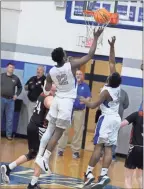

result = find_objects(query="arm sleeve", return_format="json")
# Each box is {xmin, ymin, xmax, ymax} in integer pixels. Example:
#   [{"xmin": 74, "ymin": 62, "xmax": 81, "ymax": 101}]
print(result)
[
  {"xmin": 16, "ymin": 78, "xmax": 23, "ymax": 96},
  {"xmin": 125, "ymin": 112, "xmax": 138, "ymax": 125}
]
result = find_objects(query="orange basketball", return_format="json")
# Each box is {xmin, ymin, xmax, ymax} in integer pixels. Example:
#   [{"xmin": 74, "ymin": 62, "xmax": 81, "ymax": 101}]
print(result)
[
  {"xmin": 44, "ymin": 96, "xmax": 54, "ymax": 109},
  {"xmin": 94, "ymin": 8, "xmax": 111, "ymax": 24}
]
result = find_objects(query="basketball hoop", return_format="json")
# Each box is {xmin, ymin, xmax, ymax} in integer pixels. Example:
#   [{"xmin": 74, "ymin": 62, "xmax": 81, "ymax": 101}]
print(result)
[{"xmin": 77, "ymin": 9, "xmax": 119, "ymax": 49}]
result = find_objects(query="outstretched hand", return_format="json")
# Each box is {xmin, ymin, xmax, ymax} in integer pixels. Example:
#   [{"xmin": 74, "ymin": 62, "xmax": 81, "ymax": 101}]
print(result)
[
  {"xmin": 93, "ymin": 27, "xmax": 104, "ymax": 38},
  {"xmin": 79, "ymin": 96, "xmax": 88, "ymax": 104},
  {"xmin": 108, "ymin": 36, "xmax": 116, "ymax": 47}
]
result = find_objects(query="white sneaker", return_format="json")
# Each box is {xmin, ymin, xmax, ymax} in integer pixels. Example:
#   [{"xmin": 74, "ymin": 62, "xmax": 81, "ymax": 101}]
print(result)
[
  {"xmin": 35, "ymin": 156, "xmax": 51, "ymax": 175},
  {"xmin": 84, "ymin": 171, "xmax": 95, "ymax": 186},
  {"xmin": 1, "ymin": 165, "xmax": 10, "ymax": 184},
  {"xmin": 91, "ymin": 175, "xmax": 110, "ymax": 189}
]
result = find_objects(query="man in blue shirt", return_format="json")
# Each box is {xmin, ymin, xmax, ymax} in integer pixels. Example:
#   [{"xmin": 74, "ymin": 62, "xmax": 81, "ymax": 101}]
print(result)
[{"xmin": 58, "ymin": 70, "xmax": 91, "ymax": 158}]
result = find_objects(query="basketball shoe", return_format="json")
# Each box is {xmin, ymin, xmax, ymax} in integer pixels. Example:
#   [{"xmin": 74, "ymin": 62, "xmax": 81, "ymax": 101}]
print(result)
[
  {"xmin": 1, "ymin": 165, "xmax": 11, "ymax": 184},
  {"xmin": 84, "ymin": 171, "xmax": 95, "ymax": 186},
  {"xmin": 91, "ymin": 175, "xmax": 110, "ymax": 189},
  {"xmin": 27, "ymin": 183, "xmax": 41, "ymax": 189}
]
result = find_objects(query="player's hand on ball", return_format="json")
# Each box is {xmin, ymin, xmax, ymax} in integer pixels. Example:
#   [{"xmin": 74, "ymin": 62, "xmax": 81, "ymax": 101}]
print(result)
[
  {"xmin": 108, "ymin": 36, "xmax": 116, "ymax": 47},
  {"xmin": 94, "ymin": 27, "xmax": 104, "ymax": 38},
  {"xmin": 79, "ymin": 96, "xmax": 87, "ymax": 104}
]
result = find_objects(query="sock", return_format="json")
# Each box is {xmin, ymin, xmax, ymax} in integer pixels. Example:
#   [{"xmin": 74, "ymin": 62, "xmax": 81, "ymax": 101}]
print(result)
[
  {"xmin": 31, "ymin": 176, "xmax": 38, "ymax": 186},
  {"xmin": 43, "ymin": 150, "xmax": 51, "ymax": 161},
  {"xmin": 9, "ymin": 161, "xmax": 17, "ymax": 170},
  {"xmin": 86, "ymin": 165, "xmax": 94, "ymax": 175},
  {"xmin": 100, "ymin": 168, "xmax": 108, "ymax": 176}
]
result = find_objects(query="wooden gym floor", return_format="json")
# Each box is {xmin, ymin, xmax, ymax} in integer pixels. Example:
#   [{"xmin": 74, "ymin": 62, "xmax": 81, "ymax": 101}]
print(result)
[{"xmin": 1, "ymin": 137, "xmax": 139, "ymax": 189}]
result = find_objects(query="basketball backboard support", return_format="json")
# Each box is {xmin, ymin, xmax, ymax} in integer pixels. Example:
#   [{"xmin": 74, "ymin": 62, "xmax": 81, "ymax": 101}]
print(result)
[{"xmin": 65, "ymin": 1, "xmax": 143, "ymax": 31}]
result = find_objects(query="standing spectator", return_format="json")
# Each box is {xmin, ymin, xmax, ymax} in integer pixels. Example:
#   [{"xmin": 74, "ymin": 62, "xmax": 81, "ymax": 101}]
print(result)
[
  {"xmin": 25, "ymin": 66, "xmax": 46, "ymax": 121},
  {"xmin": 1, "ymin": 63, "xmax": 22, "ymax": 140},
  {"xmin": 57, "ymin": 70, "xmax": 91, "ymax": 159},
  {"xmin": 112, "ymin": 89, "xmax": 129, "ymax": 161}
]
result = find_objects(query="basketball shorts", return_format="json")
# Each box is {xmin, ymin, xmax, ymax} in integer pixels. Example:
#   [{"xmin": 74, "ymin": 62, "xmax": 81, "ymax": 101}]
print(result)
[
  {"xmin": 27, "ymin": 121, "xmax": 46, "ymax": 152},
  {"xmin": 46, "ymin": 96, "xmax": 74, "ymax": 129},
  {"xmin": 125, "ymin": 145, "xmax": 143, "ymax": 170},
  {"xmin": 93, "ymin": 114, "xmax": 121, "ymax": 146}
]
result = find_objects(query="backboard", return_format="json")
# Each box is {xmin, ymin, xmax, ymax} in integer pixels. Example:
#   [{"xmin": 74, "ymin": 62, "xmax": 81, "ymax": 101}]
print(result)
[{"xmin": 65, "ymin": 1, "xmax": 143, "ymax": 31}]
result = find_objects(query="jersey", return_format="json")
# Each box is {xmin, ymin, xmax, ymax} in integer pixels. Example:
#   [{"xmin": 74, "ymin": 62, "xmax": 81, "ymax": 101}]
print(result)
[
  {"xmin": 49, "ymin": 62, "xmax": 77, "ymax": 99},
  {"xmin": 100, "ymin": 85, "xmax": 120, "ymax": 115},
  {"xmin": 125, "ymin": 112, "xmax": 143, "ymax": 146},
  {"xmin": 30, "ymin": 94, "xmax": 49, "ymax": 128}
]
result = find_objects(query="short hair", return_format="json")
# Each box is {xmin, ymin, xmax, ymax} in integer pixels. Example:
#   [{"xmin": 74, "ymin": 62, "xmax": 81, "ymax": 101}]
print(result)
[
  {"xmin": 51, "ymin": 47, "xmax": 64, "ymax": 64},
  {"xmin": 7, "ymin": 62, "xmax": 15, "ymax": 67},
  {"xmin": 108, "ymin": 72, "xmax": 121, "ymax": 88}
]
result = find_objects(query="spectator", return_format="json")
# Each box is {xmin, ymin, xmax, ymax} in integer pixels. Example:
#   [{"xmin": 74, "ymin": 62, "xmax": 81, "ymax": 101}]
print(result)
[
  {"xmin": 58, "ymin": 70, "xmax": 91, "ymax": 159},
  {"xmin": 1, "ymin": 62, "xmax": 22, "ymax": 140},
  {"xmin": 25, "ymin": 66, "xmax": 46, "ymax": 121}
]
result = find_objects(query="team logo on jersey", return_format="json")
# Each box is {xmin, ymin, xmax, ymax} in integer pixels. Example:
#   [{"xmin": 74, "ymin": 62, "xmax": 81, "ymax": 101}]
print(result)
[
  {"xmin": 12, "ymin": 79, "xmax": 16, "ymax": 83},
  {"xmin": 81, "ymin": 87, "xmax": 84, "ymax": 90}
]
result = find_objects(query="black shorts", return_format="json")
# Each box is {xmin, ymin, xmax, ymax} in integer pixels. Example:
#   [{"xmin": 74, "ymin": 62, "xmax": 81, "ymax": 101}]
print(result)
[
  {"xmin": 125, "ymin": 144, "xmax": 143, "ymax": 170},
  {"xmin": 27, "ymin": 121, "xmax": 46, "ymax": 152}
]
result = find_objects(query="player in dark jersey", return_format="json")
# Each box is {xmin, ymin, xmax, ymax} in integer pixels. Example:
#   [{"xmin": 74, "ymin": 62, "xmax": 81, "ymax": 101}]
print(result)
[
  {"xmin": 1, "ymin": 84, "xmax": 56, "ymax": 189},
  {"xmin": 120, "ymin": 109, "xmax": 143, "ymax": 189}
]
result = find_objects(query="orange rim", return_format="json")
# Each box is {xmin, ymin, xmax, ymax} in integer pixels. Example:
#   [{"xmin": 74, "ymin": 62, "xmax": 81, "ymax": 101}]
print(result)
[{"xmin": 83, "ymin": 10, "xmax": 94, "ymax": 16}]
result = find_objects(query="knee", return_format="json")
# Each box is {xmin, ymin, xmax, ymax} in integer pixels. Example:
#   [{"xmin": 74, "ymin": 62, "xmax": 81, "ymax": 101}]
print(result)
[{"xmin": 25, "ymin": 149, "xmax": 38, "ymax": 160}]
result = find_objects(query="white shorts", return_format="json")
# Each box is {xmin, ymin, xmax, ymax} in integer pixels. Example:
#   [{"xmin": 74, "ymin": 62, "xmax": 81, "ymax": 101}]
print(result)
[
  {"xmin": 94, "ymin": 114, "xmax": 121, "ymax": 146},
  {"xmin": 46, "ymin": 96, "xmax": 74, "ymax": 129}
]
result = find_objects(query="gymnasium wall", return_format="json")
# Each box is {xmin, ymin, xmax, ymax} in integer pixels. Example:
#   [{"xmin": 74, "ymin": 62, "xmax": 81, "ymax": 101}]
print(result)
[{"xmin": 1, "ymin": 1, "xmax": 143, "ymax": 154}]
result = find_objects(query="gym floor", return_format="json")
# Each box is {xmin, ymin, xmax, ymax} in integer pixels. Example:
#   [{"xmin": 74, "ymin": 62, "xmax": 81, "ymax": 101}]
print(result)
[{"xmin": 1, "ymin": 137, "xmax": 139, "ymax": 189}]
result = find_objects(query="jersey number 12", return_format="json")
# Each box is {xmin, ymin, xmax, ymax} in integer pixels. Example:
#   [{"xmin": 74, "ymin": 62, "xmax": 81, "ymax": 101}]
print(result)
[{"xmin": 34, "ymin": 101, "xmax": 41, "ymax": 114}]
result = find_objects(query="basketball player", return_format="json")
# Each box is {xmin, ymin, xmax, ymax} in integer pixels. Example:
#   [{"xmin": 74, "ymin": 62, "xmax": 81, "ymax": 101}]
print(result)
[
  {"xmin": 121, "ymin": 109, "xmax": 143, "ymax": 189},
  {"xmin": 1, "ymin": 84, "xmax": 56, "ymax": 189},
  {"xmin": 80, "ymin": 36, "xmax": 121, "ymax": 188},
  {"xmin": 35, "ymin": 27, "xmax": 104, "ymax": 174}
]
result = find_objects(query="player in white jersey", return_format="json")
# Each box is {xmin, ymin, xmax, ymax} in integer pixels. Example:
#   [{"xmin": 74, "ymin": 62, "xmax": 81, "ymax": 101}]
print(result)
[
  {"xmin": 34, "ymin": 27, "xmax": 104, "ymax": 179},
  {"xmin": 80, "ymin": 37, "xmax": 122, "ymax": 189}
]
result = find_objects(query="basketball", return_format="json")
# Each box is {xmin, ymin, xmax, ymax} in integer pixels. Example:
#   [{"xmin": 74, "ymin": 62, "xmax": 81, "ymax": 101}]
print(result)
[
  {"xmin": 94, "ymin": 8, "xmax": 111, "ymax": 24},
  {"xmin": 44, "ymin": 96, "xmax": 54, "ymax": 109}
]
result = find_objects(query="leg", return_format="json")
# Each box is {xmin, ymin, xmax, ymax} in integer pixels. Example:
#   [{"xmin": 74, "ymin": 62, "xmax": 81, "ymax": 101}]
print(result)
[
  {"xmin": 124, "ymin": 168, "xmax": 135, "ymax": 189},
  {"xmin": 1, "ymin": 121, "xmax": 39, "ymax": 184},
  {"xmin": 5, "ymin": 99, "xmax": 14, "ymax": 138},
  {"xmin": 112, "ymin": 145, "xmax": 117, "ymax": 161},
  {"xmin": 84, "ymin": 144, "xmax": 103, "ymax": 186},
  {"xmin": 71, "ymin": 110, "xmax": 85, "ymax": 158},
  {"xmin": 57, "ymin": 127, "xmax": 69, "ymax": 155},
  {"xmin": 136, "ymin": 169, "xmax": 142, "ymax": 189},
  {"xmin": 28, "ymin": 124, "xmax": 57, "ymax": 188},
  {"xmin": 1, "ymin": 97, "xmax": 6, "ymax": 122}
]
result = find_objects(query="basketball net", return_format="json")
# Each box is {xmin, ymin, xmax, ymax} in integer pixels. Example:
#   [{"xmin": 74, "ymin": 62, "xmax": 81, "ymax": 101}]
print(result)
[{"xmin": 77, "ymin": 9, "xmax": 118, "ymax": 49}]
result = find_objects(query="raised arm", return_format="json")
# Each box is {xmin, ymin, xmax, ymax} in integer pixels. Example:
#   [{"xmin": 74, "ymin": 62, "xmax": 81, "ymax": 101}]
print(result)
[
  {"xmin": 108, "ymin": 36, "xmax": 116, "ymax": 74},
  {"xmin": 70, "ymin": 27, "xmax": 104, "ymax": 69}
]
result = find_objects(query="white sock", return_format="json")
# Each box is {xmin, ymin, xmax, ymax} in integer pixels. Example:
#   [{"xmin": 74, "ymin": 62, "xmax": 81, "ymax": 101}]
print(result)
[
  {"xmin": 86, "ymin": 165, "xmax": 94, "ymax": 175},
  {"xmin": 9, "ymin": 161, "xmax": 17, "ymax": 170},
  {"xmin": 100, "ymin": 168, "xmax": 108, "ymax": 176},
  {"xmin": 31, "ymin": 176, "xmax": 38, "ymax": 186},
  {"xmin": 43, "ymin": 150, "xmax": 51, "ymax": 161}
]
